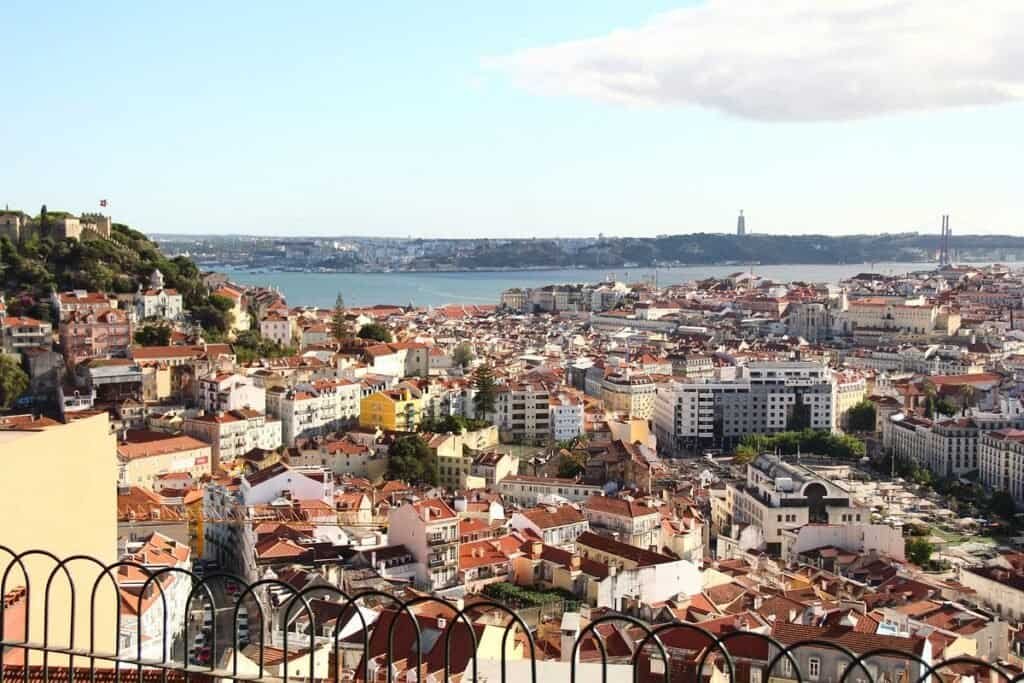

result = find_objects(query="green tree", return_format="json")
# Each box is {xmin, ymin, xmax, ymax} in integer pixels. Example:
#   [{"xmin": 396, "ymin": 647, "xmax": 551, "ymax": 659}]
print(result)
[
  {"xmin": 959, "ymin": 385, "xmax": 977, "ymax": 415},
  {"xmin": 329, "ymin": 293, "xmax": 352, "ymax": 343},
  {"xmin": 453, "ymin": 342, "xmax": 474, "ymax": 370},
  {"xmin": 557, "ymin": 451, "xmax": 587, "ymax": 478},
  {"xmin": 357, "ymin": 322, "xmax": 392, "ymax": 343},
  {"xmin": 386, "ymin": 434, "xmax": 438, "ymax": 486},
  {"xmin": 933, "ymin": 397, "xmax": 957, "ymax": 417},
  {"xmin": 472, "ymin": 364, "xmax": 497, "ymax": 418},
  {"xmin": 0, "ymin": 354, "xmax": 30, "ymax": 409},
  {"xmin": 846, "ymin": 400, "xmax": 877, "ymax": 432},
  {"xmin": 786, "ymin": 401, "xmax": 812, "ymax": 430},
  {"xmin": 905, "ymin": 537, "xmax": 934, "ymax": 566},
  {"xmin": 991, "ymin": 490, "xmax": 1017, "ymax": 520},
  {"xmin": 134, "ymin": 323, "xmax": 172, "ymax": 346},
  {"xmin": 231, "ymin": 329, "xmax": 295, "ymax": 364}
]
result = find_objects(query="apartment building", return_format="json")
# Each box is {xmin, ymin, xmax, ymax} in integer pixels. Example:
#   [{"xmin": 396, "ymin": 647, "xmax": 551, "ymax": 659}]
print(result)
[
  {"xmin": 885, "ymin": 399, "xmax": 1024, "ymax": 480},
  {"xmin": 979, "ymin": 429, "xmax": 1024, "ymax": 503},
  {"xmin": 118, "ymin": 533, "xmax": 191, "ymax": 661},
  {"xmin": 59, "ymin": 309, "xmax": 132, "ymax": 365},
  {"xmin": 259, "ymin": 311, "xmax": 294, "ymax": 346},
  {"xmin": 51, "ymin": 289, "xmax": 116, "ymax": 322},
  {"xmin": 117, "ymin": 432, "xmax": 212, "ymax": 489},
  {"xmin": 509, "ymin": 504, "xmax": 589, "ymax": 548},
  {"xmin": 495, "ymin": 382, "xmax": 551, "ymax": 443},
  {"xmin": 832, "ymin": 370, "xmax": 867, "ymax": 431},
  {"xmin": 583, "ymin": 495, "xmax": 661, "ymax": 550},
  {"xmin": 359, "ymin": 387, "xmax": 422, "ymax": 432},
  {"xmin": 387, "ymin": 499, "xmax": 460, "ymax": 592},
  {"xmin": 498, "ymin": 474, "xmax": 604, "ymax": 507},
  {"xmin": 654, "ymin": 361, "xmax": 836, "ymax": 454},
  {"xmin": 287, "ymin": 437, "xmax": 388, "ymax": 482},
  {"xmin": 199, "ymin": 372, "xmax": 266, "ymax": 413},
  {"xmin": 666, "ymin": 352, "xmax": 715, "ymax": 380},
  {"xmin": 600, "ymin": 373, "xmax": 657, "ymax": 419},
  {"xmin": 267, "ymin": 379, "xmax": 361, "ymax": 445},
  {"xmin": 183, "ymin": 408, "xmax": 282, "ymax": 471},
  {"xmin": 2, "ymin": 316, "xmax": 52, "ymax": 354},
  {"xmin": 549, "ymin": 390, "xmax": 585, "ymax": 442}
]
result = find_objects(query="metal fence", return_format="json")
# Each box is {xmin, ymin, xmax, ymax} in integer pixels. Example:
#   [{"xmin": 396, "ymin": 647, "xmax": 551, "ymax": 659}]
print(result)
[{"xmin": 0, "ymin": 546, "xmax": 1017, "ymax": 683}]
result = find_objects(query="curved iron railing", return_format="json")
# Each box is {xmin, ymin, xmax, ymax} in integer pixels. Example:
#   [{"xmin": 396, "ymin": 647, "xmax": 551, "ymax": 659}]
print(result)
[{"xmin": 0, "ymin": 547, "xmax": 1016, "ymax": 682}]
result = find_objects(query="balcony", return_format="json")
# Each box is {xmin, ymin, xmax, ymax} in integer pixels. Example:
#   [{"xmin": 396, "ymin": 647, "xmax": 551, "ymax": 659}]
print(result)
[{"xmin": 427, "ymin": 534, "xmax": 455, "ymax": 546}]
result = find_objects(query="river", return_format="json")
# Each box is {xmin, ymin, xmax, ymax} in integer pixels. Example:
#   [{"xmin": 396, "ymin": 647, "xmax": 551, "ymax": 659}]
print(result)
[{"xmin": 220, "ymin": 262, "xmax": 938, "ymax": 308}]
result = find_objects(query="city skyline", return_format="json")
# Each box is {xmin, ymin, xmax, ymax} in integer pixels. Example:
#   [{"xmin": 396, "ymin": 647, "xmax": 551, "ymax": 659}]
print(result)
[{"xmin": 2, "ymin": 0, "xmax": 1022, "ymax": 238}]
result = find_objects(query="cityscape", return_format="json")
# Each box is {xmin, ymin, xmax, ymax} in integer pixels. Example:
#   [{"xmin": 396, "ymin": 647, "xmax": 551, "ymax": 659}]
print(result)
[{"xmin": 4, "ymin": 2, "xmax": 1024, "ymax": 682}]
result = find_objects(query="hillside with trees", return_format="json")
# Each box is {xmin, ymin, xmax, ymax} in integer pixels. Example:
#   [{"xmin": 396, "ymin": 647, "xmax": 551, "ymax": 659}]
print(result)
[{"xmin": 0, "ymin": 214, "xmax": 222, "ymax": 333}]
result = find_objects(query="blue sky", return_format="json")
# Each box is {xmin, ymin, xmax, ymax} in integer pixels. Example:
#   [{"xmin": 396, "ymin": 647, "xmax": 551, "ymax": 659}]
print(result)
[{"xmin": 2, "ymin": 1, "xmax": 1021, "ymax": 237}]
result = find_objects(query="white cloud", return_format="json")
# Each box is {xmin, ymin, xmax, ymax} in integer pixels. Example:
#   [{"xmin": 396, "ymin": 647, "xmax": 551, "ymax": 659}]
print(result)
[{"xmin": 485, "ymin": 0, "xmax": 1024, "ymax": 121}]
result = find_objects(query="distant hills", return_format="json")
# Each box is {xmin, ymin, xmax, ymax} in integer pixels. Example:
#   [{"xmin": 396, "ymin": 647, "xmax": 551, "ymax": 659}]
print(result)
[{"xmin": 410, "ymin": 233, "xmax": 1024, "ymax": 270}]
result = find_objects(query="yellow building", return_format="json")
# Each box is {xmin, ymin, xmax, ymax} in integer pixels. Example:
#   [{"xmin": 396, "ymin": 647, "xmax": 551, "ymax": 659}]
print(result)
[
  {"xmin": 359, "ymin": 388, "xmax": 422, "ymax": 432},
  {"xmin": 0, "ymin": 412, "xmax": 120, "ymax": 661}
]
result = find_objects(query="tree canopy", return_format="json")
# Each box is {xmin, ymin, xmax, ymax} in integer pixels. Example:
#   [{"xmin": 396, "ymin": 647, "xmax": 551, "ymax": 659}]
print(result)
[
  {"xmin": 232, "ymin": 329, "xmax": 296, "ymax": 364},
  {"xmin": 0, "ymin": 354, "xmax": 30, "ymax": 409},
  {"xmin": 357, "ymin": 322, "xmax": 392, "ymax": 343},
  {"xmin": 453, "ymin": 342, "xmax": 474, "ymax": 369},
  {"xmin": 386, "ymin": 434, "xmax": 438, "ymax": 486},
  {"xmin": 846, "ymin": 400, "xmax": 877, "ymax": 432},
  {"xmin": 329, "ymin": 293, "xmax": 352, "ymax": 343},
  {"xmin": 735, "ymin": 429, "xmax": 866, "ymax": 461},
  {"xmin": 134, "ymin": 323, "xmax": 172, "ymax": 347},
  {"xmin": 905, "ymin": 537, "xmax": 934, "ymax": 566},
  {"xmin": 472, "ymin": 364, "xmax": 497, "ymax": 418}
]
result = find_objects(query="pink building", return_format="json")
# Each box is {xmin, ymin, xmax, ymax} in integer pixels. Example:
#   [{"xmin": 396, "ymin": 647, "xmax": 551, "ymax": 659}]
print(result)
[{"xmin": 59, "ymin": 308, "xmax": 133, "ymax": 365}]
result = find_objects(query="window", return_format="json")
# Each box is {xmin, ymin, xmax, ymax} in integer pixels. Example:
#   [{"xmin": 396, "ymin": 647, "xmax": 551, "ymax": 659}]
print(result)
[
  {"xmin": 750, "ymin": 669, "xmax": 762, "ymax": 683},
  {"xmin": 781, "ymin": 658, "xmax": 793, "ymax": 676},
  {"xmin": 808, "ymin": 657, "xmax": 820, "ymax": 680}
]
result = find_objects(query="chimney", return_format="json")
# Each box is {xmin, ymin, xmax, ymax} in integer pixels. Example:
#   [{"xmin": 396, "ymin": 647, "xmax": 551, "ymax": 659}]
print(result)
[
  {"xmin": 530, "ymin": 541, "xmax": 542, "ymax": 559},
  {"xmin": 560, "ymin": 613, "xmax": 582, "ymax": 663},
  {"xmin": 570, "ymin": 554, "xmax": 581, "ymax": 571}
]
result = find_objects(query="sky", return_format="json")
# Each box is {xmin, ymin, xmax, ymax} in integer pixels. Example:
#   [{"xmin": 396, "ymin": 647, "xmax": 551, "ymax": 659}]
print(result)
[{"xmin": 2, "ymin": 0, "xmax": 1022, "ymax": 238}]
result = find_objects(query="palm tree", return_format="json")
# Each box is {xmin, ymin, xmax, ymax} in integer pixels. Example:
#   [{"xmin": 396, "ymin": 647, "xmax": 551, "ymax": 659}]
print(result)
[
  {"xmin": 959, "ymin": 384, "xmax": 977, "ymax": 416},
  {"xmin": 921, "ymin": 378, "xmax": 937, "ymax": 417}
]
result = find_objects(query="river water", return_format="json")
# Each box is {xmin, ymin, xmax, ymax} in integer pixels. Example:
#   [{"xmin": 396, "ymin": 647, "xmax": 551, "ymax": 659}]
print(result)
[{"xmin": 221, "ymin": 262, "xmax": 937, "ymax": 308}]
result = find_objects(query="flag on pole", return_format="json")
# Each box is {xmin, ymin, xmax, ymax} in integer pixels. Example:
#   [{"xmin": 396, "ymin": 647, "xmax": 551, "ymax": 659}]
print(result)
[{"xmin": 99, "ymin": 199, "xmax": 108, "ymax": 208}]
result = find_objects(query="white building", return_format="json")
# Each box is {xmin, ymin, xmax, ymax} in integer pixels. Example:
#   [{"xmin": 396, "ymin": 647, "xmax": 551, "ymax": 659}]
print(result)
[
  {"xmin": 549, "ymin": 391, "xmax": 585, "ymax": 442},
  {"xmin": 583, "ymin": 495, "xmax": 661, "ymax": 550},
  {"xmin": 265, "ymin": 379, "xmax": 361, "ymax": 445},
  {"xmin": 498, "ymin": 475, "xmax": 604, "ymax": 507},
  {"xmin": 240, "ymin": 462, "xmax": 334, "ymax": 505},
  {"xmin": 654, "ymin": 361, "xmax": 836, "ymax": 454},
  {"xmin": 183, "ymin": 409, "xmax": 282, "ymax": 471},
  {"xmin": 118, "ymin": 532, "xmax": 192, "ymax": 661},
  {"xmin": 135, "ymin": 281, "xmax": 183, "ymax": 322},
  {"xmin": 260, "ymin": 312, "xmax": 294, "ymax": 347},
  {"xmin": 199, "ymin": 372, "xmax": 266, "ymax": 414},
  {"xmin": 386, "ymin": 499, "xmax": 460, "ymax": 592},
  {"xmin": 724, "ymin": 453, "xmax": 866, "ymax": 558},
  {"xmin": 495, "ymin": 382, "xmax": 551, "ymax": 443}
]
